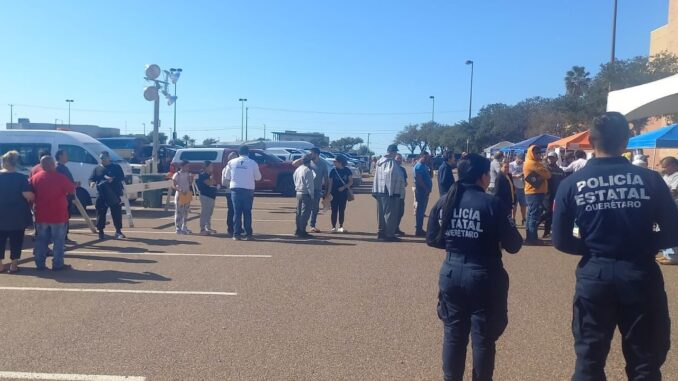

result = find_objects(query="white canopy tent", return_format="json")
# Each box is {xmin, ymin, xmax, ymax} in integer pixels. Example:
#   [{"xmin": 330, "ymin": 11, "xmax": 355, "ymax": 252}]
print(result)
[
  {"xmin": 483, "ymin": 141, "xmax": 513, "ymax": 158},
  {"xmin": 607, "ymin": 74, "xmax": 678, "ymax": 120}
]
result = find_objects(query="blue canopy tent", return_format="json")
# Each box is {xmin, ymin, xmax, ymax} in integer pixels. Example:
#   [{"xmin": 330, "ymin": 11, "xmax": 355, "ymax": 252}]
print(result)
[
  {"xmin": 627, "ymin": 123, "xmax": 678, "ymax": 149},
  {"xmin": 500, "ymin": 134, "xmax": 561, "ymax": 154}
]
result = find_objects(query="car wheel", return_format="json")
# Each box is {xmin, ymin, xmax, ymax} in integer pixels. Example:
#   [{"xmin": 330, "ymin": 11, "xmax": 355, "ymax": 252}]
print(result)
[{"xmin": 276, "ymin": 174, "xmax": 295, "ymax": 197}]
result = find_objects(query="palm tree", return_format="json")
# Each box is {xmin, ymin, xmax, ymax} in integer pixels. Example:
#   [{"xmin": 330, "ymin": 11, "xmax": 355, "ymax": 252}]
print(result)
[
  {"xmin": 565, "ymin": 66, "xmax": 592, "ymax": 97},
  {"xmin": 182, "ymin": 134, "xmax": 191, "ymax": 146}
]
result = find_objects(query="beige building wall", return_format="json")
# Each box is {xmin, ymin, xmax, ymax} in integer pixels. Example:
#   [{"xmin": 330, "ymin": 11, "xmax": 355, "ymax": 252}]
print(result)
[
  {"xmin": 650, "ymin": 0, "xmax": 678, "ymax": 55},
  {"xmin": 644, "ymin": 0, "xmax": 678, "ymax": 168}
]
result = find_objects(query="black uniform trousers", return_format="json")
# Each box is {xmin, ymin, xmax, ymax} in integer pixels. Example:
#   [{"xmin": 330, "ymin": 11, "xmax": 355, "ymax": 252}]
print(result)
[
  {"xmin": 95, "ymin": 197, "xmax": 123, "ymax": 233},
  {"xmin": 572, "ymin": 257, "xmax": 670, "ymax": 381},
  {"xmin": 438, "ymin": 252, "xmax": 509, "ymax": 381}
]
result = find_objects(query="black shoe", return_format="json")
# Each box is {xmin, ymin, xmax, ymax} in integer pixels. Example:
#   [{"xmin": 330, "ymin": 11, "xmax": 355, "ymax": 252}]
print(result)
[
  {"xmin": 295, "ymin": 231, "xmax": 312, "ymax": 238},
  {"xmin": 46, "ymin": 249, "xmax": 53, "ymax": 257},
  {"xmin": 377, "ymin": 234, "xmax": 386, "ymax": 241},
  {"xmin": 542, "ymin": 232, "xmax": 551, "ymax": 239},
  {"xmin": 98, "ymin": 231, "xmax": 105, "ymax": 240},
  {"xmin": 415, "ymin": 230, "xmax": 427, "ymax": 237},
  {"xmin": 52, "ymin": 264, "xmax": 73, "ymax": 271},
  {"xmin": 383, "ymin": 236, "xmax": 402, "ymax": 242},
  {"xmin": 395, "ymin": 229, "xmax": 406, "ymax": 236},
  {"xmin": 244, "ymin": 235, "xmax": 254, "ymax": 241}
]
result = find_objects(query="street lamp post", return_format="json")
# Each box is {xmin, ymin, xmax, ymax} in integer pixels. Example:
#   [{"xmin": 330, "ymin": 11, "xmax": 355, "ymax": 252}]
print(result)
[
  {"xmin": 143, "ymin": 64, "xmax": 178, "ymax": 172},
  {"xmin": 169, "ymin": 68, "xmax": 182, "ymax": 142},
  {"xmin": 8, "ymin": 104, "xmax": 13, "ymax": 126},
  {"xmin": 65, "ymin": 99, "xmax": 74, "ymax": 127},
  {"xmin": 465, "ymin": 60, "xmax": 474, "ymax": 123},
  {"xmin": 429, "ymin": 95, "xmax": 435, "ymax": 122},
  {"xmin": 245, "ymin": 107, "xmax": 249, "ymax": 141},
  {"xmin": 611, "ymin": 0, "xmax": 618, "ymax": 64},
  {"xmin": 239, "ymin": 98, "xmax": 247, "ymax": 141}
]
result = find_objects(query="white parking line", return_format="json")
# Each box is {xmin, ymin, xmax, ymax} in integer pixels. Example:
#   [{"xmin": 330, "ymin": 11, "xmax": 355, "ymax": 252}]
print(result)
[
  {"xmin": 64, "ymin": 251, "xmax": 272, "ymax": 258},
  {"xmin": 0, "ymin": 371, "xmax": 145, "ymax": 380},
  {"xmin": 0, "ymin": 287, "xmax": 237, "ymax": 296}
]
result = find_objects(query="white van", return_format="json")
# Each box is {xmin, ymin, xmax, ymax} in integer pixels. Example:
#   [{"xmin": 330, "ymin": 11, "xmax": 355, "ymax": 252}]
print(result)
[{"xmin": 0, "ymin": 130, "xmax": 138, "ymax": 206}]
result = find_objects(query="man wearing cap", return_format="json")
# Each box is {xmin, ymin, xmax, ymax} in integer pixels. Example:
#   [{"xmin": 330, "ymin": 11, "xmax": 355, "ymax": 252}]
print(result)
[
  {"xmin": 89, "ymin": 151, "xmax": 126, "ymax": 240},
  {"xmin": 372, "ymin": 144, "xmax": 405, "ymax": 241}
]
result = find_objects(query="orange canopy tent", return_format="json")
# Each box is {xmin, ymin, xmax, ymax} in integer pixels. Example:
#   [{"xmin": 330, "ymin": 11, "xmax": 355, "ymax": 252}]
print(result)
[{"xmin": 547, "ymin": 130, "xmax": 592, "ymax": 150}]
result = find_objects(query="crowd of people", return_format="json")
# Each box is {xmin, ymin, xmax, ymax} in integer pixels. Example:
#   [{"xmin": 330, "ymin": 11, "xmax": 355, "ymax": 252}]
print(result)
[
  {"xmin": 425, "ymin": 112, "xmax": 678, "ymax": 381},
  {"xmin": 0, "ymin": 149, "xmax": 126, "ymax": 272}
]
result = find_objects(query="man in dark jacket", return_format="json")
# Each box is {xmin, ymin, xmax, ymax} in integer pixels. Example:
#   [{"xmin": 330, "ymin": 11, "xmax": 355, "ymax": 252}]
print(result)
[
  {"xmin": 541, "ymin": 151, "xmax": 565, "ymax": 238},
  {"xmin": 493, "ymin": 161, "xmax": 515, "ymax": 217},
  {"xmin": 89, "ymin": 151, "xmax": 125, "ymax": 240},
  {"xmin": 438, "ymin": 150, "xmax": 456, "ymax": 196},
  {"xmin": 553, "ymin": 112, "xmax": 678, "ymax": 380}
]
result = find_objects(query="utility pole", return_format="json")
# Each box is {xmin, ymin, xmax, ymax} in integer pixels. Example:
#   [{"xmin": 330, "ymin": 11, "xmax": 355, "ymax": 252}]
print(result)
[
  {"xmin": 8, "ymin": 104, "xmax": 13, "ymax": 126},
  {"xmin": 245, "ymin": 106, "xmax": 249, "ymax": 141},
  {"xmin": 65, "ymin": 99, "xmax": 74, "ymax": 127},
  {"xmin": 238, "ymin": 98, "xmax": 247, "ymax": 141},
  {"xmin": 429, "ymin": 96, "xmax": 435, "ymax": 122},
  {"xmin": 263, "ymin": 124, "xmax": 266, "ymax": 140},
  {"xmin": 466, "ymin": 60, "xmax": 474, "ymax": 123},
  {"xmin": 611, "ymin": 0, "xmax": 618, "ymax": 64},
  {"xmin": 367, "ymin": 133, "xmax": 371, "ymax": 150}
]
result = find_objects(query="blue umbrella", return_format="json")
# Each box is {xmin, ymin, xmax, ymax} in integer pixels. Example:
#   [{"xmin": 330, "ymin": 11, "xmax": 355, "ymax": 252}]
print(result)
[
  {"xmin": 500, "ymin": 134, "xmax": 561, "ymax": 153},
  {"xmin": 627, "ymin": 123, "xmax": 678, "ymax": 149}
]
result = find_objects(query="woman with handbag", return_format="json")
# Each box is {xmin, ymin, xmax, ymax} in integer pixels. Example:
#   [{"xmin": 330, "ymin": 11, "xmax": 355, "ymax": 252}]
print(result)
[
  {"xmin": 328, "ymin": 155, "xmax": 353, "ymax": 233},
  {"xmin": 426, "ymin": 153, "xmax": 523, "ymax": 381}
]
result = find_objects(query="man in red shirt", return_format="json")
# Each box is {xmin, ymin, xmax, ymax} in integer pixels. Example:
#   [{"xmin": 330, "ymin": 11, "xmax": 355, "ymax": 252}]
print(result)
[{"xmin": 30, "ymin": 156, "xmax": 75, "ymax": 270}]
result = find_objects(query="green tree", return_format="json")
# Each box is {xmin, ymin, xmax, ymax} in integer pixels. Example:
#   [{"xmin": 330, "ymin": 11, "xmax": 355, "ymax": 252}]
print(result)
[
  {"xmin": 394, "ymin": 124, "xmax": 421, "ymax": 155},
  {"xmin": 202, "ymin": 138, "xmax": 218, "ymax": 146},
  {"xmin": 145, "ymin": 132, "xmax": 168, "ymax": 145},
  {"xmin": 182, "ymin": 134, "xmax": 191, "ymax": 146},
  {"xmin": 356, "ymin": 145, "xmax": 374, "ymax": 156},
  {"xmin": 330, "ymin": 137, "xmax": 364, "ymax": 152},
  {"xmin": 564, "ymin": 66, "xmax": 591, "ymax": 97}
]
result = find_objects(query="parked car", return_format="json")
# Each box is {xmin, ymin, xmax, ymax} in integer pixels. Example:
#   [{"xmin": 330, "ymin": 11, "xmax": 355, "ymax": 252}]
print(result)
[
  {"xmin": 323, "ymin": 158, "xmax": 362, "ymax": 187},
  {"xmin": 170, "ymin": 148, "xmax": 296, "ymax": 196},
  {"xmin": 264, "ymin": 147, "xmax": 305, "ymax": 162},
  {"xmin": 0, "ymin": 130, "xmax": 139, "ymax": 206}
]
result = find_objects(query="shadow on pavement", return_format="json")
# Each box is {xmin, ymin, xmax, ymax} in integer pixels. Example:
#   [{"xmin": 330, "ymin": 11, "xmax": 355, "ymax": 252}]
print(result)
[
  {"xmin": 65, "ymin": 254, "xmax": 157, "ymax": 264},
  {"xmin": 12, "ymin": 268, "xmax": 171, "ymax": 284}
]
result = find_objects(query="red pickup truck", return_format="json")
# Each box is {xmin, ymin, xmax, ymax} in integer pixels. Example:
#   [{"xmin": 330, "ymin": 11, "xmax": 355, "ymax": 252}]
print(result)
[{"xmin": 170, "ymin": 148, "xmax": 296, "ymax": 196}]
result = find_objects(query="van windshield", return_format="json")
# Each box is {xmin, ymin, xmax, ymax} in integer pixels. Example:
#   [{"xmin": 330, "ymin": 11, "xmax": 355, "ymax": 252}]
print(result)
[{"xmin": 83, "ymin": 142, "xmax": 125, "ymax": 162}]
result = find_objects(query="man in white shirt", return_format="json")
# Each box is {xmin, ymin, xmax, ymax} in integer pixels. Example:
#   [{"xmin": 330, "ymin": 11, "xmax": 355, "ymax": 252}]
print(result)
[
  {"xmin": 509, "ymin": 154, "xmax": 526, "ymax": 224},
  {"xmin": 223, "ymin": 146, "xmax": 262, "ymax": 240},
  {"xmin": 293, "ymin": 154, "xmax": 315, "ymax": 238},
  {"xmin": 561, "ymin": 150, "xmax": 588, "ymax": 173},
  {"xmin": 488, "ymin": 152, "xmax": 504, "ymax": 193},
  {"xmin": 658, "ymin": 156, "xmax": 678, "ymax": 265}
]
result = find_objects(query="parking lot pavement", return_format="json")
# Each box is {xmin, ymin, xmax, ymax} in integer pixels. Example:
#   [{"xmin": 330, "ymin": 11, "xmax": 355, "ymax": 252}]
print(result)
[{"xmin": 1, "ymin": 181, "xmax": 677, "ymax": 380}]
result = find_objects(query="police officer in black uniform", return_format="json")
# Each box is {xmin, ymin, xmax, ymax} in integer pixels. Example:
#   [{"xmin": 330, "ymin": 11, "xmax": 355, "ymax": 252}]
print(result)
[
  {"xmin": 427, "ymin": 153, "xmax": 523, "ymax": 381},
  {"xmin": 89, "ymin": 151, "xmax": 126, "ymax": 240},
  {"xmin": 552, "ymin": 112, "xmax": 678, "ymax": 381}
]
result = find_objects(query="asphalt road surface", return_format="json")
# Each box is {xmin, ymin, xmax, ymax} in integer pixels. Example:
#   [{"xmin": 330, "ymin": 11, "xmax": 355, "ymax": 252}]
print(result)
[{"xmin": 1, "ymin": 178, "xmax": 676, "ymax": 380}]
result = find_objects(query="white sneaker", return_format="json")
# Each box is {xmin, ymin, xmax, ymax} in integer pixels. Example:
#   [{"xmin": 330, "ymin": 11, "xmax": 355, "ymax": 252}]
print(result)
[
  {"xmin": 330, "ymin": 227, "xmax": 337, "ymax": 233},
  {"xmin": 338, "ymin": 227, "xmax": 347, "ymax": 233}
]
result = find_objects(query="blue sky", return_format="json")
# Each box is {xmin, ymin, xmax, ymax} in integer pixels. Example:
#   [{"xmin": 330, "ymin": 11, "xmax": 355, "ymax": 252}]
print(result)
[{"xmin": 0, "ymin": 0, "xmax": 670, "ymax": 153}]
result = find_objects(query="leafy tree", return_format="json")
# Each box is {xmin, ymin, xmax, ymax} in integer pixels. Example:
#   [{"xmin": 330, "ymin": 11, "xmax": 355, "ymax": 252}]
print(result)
[
  {"xmin": 356, "ymin": 145, "xmax": 374, "ymax": 156},
  {"xmin": 182, "ymin": 134, "xmax": 191, "ymax": 146},
  {"xmin": 394, "ymin": 124, "xmax": 421, "ymax": 154},
  {"xmin": 564, "ymin": 66, "xmax": 591, "ymax": 97},
  {"xmin": 330, "ymin": 137, "xmax": 364, "ymax": 152},
  {"xmin": 188, "ymin": 138, "xmax": 196, "ymax": 147},
  {"xmin": 145, "ymin": 132, "xmax": 168, "ymax": 145},
  {"xmin": 202, "ymin": 138, "xmax": 218, "ymax": 146}
]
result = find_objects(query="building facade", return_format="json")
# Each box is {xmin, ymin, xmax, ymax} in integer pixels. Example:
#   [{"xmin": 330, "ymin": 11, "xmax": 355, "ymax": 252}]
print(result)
[
  {"xmin": 271, "ymin": 130, "xmax": 329, "ymax": 148},
  {"xmin": 650, "ymin": 0, "xmax": 678, "ymax": 56},
  {"xmin": 6, "ymin": 118, "xmax": 120, "ymax": 138}
]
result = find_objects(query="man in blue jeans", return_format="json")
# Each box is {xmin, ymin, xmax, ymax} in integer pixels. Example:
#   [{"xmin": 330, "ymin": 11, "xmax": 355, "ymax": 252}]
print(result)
[
  {"xmin": 223, "ymin": 146, "xmax": 262, "ymax": 240},
  {"xmin": 30, "ymin": 156, "xmax": 75, "ymax": 270},
  {"xmin": 413, "ymin": 151, "xmax": 432, "ymax": 237}
]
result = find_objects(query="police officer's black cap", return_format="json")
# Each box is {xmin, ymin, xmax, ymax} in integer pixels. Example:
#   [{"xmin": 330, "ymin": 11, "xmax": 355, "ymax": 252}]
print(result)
[{"xmin": 387, "ymin": 144, "xmax": 399, "ymax": 153}]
